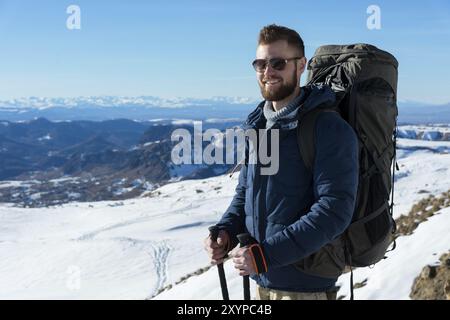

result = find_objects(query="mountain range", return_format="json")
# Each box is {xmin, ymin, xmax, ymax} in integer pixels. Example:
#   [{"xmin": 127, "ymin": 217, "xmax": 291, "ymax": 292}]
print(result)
[
  {"xmin": 0, "ymin": 118, "xmax": 242, "ymax": 206},
  {"xmin": 0, "ymin": 96, "xmax": 449, "ymax": 124}
]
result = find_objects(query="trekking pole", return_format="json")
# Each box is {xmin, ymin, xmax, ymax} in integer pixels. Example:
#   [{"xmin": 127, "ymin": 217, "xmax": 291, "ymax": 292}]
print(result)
[
  {"xmin": 236, "ymin": 233, "xmax": 254, "ymax": 300},
  {"xmin": 208, "ymin": 226, "xmax": 229, "ymax": 300}
]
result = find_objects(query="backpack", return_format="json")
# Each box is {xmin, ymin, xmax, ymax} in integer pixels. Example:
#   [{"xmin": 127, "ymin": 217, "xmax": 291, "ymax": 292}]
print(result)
[{"xmin": 293, "ymin": 44, "xmax": 399, "ymax": 297}]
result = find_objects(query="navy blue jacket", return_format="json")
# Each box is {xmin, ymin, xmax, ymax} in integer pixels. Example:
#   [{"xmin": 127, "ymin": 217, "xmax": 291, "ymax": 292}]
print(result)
[{"xmin": 217, "ymin": 85, "xmax": 359, "ymax": 292}]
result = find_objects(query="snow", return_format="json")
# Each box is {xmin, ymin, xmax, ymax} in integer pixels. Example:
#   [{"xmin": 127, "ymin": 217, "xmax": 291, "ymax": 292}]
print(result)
[
  {"xmin": 51, "ymin": 177, "xmax": 79, "ymax": 184},
  {"xmin": 168, "ymin": 163, "xmax": 209, "ymax": 179},
  {"xmin": 397, "ymin": 128, "xmax": 418, "ymax": 140},
  {"xmin": 0, "ymin": 181, "xmax": 24, "ymax": 189},
  {"xmin": 29, "ymin": 193, "xmax": 42, "ymax": 200},
  {"xmin": 0, "ymin": 180, "xmax": 40, "ymax": 189},
  {"xmin": 113, "ymin": 187, "xmax": 135, "ymax": 196},
  {"xmin": 0, "ymin": 127, "xmax": 449, "ymax": 299},
  {"xmin": 0, "ymin": 174, "xmax": 239, "ymax": 299},
  {"xmin": 143, "ymin": 182, "xmax": 154, "ymax": 191},
  {"xmin": 394, "ymin": 139, "xmax": 450, "ymax": 218},
  {"xmin": 171, "ymin": 119, "xmax": 196, "ymax": 126},
  {"xmin": 67, "ymin": 192, "xmax": 81, "ymax": 199},
  {"xmin": 397, "ymin": 125, "xmax": 450, "ymax": 141},
  {"xmin": 336, "ymin": 208, "xmax": 450, "ymax": 300},
  {"xmin": 143, "ymin": 141, "xmax": 160, "ymax": 147},
  {"xmin": 422, "ymin": 131, "xmax": 443, "ymax": 141},
  {"xmin": 0, "ymin": 96, "xmax": 258, "ymax": 110}
]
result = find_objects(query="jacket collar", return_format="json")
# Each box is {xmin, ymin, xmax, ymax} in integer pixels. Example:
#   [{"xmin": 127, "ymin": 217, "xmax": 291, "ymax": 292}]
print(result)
[{"xmin": 242, "ymin": 84, "xmax": 336, "ymax": 130}]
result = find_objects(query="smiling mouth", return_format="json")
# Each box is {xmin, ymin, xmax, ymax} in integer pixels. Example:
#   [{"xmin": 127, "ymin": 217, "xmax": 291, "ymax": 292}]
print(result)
[{"xmin": 264, "ymin": 79, "xmax": 281, "ymax": 86}]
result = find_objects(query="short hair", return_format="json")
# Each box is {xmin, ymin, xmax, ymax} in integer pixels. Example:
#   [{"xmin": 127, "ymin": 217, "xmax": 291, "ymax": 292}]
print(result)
[{"xmin": 258, "ymin": 24, "xmax": 305, "ymax": 57}]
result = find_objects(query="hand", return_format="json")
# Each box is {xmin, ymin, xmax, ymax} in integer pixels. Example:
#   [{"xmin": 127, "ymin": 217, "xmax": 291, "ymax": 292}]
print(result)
[
  {"xmin": 204, "ymin": 230, "xmax": 230, "ymax": 265},
  {"xmin": 231, "ymin": 243, "xmax": 268, "ymax": 276},
  {"xmin": 230, "ymin": 246, "xmax": 257, "ymax": 276}
]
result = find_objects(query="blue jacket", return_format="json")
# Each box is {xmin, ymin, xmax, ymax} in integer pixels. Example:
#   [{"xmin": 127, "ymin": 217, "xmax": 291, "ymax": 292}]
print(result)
[{"xmin": 217, "ymin": 85, "xmax": 359, "ymax": 292}]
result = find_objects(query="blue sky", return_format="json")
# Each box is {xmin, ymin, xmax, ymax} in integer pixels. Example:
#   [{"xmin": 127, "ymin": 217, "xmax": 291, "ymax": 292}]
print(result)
[{"xmin": 1, "ymin": 0, "xmax": 449, "ymax": 104}]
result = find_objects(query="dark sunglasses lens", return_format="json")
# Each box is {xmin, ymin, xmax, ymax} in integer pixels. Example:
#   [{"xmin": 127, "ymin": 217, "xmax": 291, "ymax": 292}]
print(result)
[
  {"xmin": 270, "ymin": 58, "xmax": 287, "ymax": 70},
  {"xmin": 252, "ymin": 59, "xmax": 267, "ymax": 72}
]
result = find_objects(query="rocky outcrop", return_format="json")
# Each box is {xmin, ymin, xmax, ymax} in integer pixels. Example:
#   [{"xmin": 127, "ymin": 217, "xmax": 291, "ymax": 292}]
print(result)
[
  {"xmin": 395, "ymin": 190, "xmax": 450, "ymax": 237},
  {"xmin": 410, "ymin": 252, "xmax": 450, "ymax": 300}
]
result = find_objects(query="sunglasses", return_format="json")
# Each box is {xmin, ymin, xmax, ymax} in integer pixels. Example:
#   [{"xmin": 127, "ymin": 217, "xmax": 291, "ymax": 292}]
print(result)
[{"xmin": 252, "ymin": 57, "xmax": 303, "ymax": 72}]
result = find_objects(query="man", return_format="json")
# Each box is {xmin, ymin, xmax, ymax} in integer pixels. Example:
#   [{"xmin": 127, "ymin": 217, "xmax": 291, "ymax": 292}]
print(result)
[{"xmin": 204, "ymin": 24, "xmax": 358, "ymax": 300}]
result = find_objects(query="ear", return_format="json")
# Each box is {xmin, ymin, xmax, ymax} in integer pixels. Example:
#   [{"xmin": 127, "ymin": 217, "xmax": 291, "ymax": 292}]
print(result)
[
  {"xmin": 296, "ymin": 57, "xmax": 307, "ymax": 81},
  {"xmin": 298, "ymin": 57, "xmax": 307, "ymax": 74}
]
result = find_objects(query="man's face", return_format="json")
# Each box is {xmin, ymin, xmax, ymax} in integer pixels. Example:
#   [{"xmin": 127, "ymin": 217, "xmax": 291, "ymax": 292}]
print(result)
[{"xmin": 255, "ymin": 40, "xmax": 306, "ymax": 101}]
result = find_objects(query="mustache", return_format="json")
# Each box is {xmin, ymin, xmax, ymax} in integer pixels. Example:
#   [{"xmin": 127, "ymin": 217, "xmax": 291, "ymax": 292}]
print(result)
[{"xmin": 262, "ymin": 78, "xmax": 282, "ymax": 82}]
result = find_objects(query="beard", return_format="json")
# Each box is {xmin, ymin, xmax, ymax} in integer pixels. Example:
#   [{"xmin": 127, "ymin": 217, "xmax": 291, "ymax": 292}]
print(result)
[{"xmin": 259, "ymin": 70, "xmax": 298, "ymax": 101}]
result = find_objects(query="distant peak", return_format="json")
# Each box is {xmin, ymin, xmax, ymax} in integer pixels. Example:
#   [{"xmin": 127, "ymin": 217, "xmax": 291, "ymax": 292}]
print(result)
[{"xmin": 0, "ymin": 96, "xmax": 259, "ymax": 109}]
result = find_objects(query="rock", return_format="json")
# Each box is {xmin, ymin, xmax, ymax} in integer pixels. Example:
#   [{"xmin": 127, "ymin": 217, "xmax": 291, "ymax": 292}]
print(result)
[
  {"xmin": 445, "ymin": 280, "xmax": 450, "ymax": 300},
  {"xmin": 410, "ymin": 252, "xmax": 450, "ymax": 300},
  {"xmin": 353, "ymin": 278, "xmax": 368, "ymax": 289},
  {"xmin": 445, "ymin": 258, "xmax": 450, "ymax": 269},
  {"xmin": 421, "ymin": 266, "xmax": 437, "ymax": 279}
]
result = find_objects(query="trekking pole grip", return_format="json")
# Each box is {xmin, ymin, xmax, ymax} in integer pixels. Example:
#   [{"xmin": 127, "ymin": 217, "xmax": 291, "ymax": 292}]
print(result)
[
  {"xmin": 209, "ymin": 226, "xmax": 219, "ymax": 242},
  {"xmin": 237, "ymin": 233, "xmax": 253, "ymax": 300},
  {"xmin": 208, "ymin": 226, "xmax": 229, "ymax": 300},
  {"xmin": 237, "ymin": 233, "xmax": 253, "ymax": 247}
]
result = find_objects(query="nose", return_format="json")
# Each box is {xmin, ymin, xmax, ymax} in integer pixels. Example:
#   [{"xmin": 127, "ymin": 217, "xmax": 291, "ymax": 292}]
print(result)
[{"xmin": 263, "ymin": 63, "xmax": 277, "ymax": 77}]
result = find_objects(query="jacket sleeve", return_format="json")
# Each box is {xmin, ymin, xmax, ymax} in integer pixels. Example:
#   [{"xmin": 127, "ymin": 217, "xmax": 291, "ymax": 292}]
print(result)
[
  {"xmin": 261, "ymin": 112, "xmax": 359, "ymax": 268},
  {"xmin": 215, "ymin": 144, "xmax": 248, "ymax": 250}
]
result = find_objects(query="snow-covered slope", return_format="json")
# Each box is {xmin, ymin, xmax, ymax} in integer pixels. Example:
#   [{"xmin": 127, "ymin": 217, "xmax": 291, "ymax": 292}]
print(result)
[
  {"xmin": 336, "ymin": 207, "xmax": 450, "ymax": 300},
  {"xmin": 397, "ymin": 125, "xmax": 450, "ymax": 141},
  {"xmin": 0, "ymin": 174, "xmax": 241, "ymax": 299},
  {"xmin": 0, "ymin": 135, "xmax": 449, "ymax": 299}
]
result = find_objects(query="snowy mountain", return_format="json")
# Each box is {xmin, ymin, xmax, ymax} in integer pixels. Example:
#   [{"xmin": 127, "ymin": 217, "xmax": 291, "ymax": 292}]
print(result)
[
  {"xmin": 0, "ymin": 96, "xmax": 258, "ymax": 109},
  {"xmin": 398, "ymin": 102, "xmax": 450, "ymax": 125},
  {"xmin": 1, "ymin": 96, "xmax": 450, "ymax": 123},
  {"xmin": 0, "ymin": 96, "xmax": 257, "ymax": 121},
  {"xmin": 397, "ymin": 125, "xmax": 450, "ymax": 141},
  {"xmin": 0, "ymin": 118, "xmax": 244, "ymax": 206},
  {"xmin": 0, "ymin": 129, "xmax": 449, "ymax": 299}
]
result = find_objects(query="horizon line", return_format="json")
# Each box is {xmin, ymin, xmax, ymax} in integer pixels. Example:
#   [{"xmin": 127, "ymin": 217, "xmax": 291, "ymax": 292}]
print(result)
[{"xmin": 0, "ymin": 95, "xmax": 448, "ymax": 107}]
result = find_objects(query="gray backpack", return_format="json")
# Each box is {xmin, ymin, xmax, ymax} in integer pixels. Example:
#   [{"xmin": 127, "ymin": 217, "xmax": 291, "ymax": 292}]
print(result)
[{"xmin": 294, "ymin": 44, "xmax": 399, "ymax": 297}]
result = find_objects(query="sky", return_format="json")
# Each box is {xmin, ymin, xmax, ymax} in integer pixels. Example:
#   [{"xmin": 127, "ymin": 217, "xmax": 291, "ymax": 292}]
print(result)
[{"xmin": 0, "ymin": 0, "xmax": 449, "ymax": 104}]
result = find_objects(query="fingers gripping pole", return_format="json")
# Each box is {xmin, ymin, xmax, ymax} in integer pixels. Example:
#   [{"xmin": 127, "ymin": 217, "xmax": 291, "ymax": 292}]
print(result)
[
  {"xmin": 208, "ymin": 226, "xmax": 229, "ymax": 300},
  {"xmin": 237, "ymin": 233, "xmax": 253, "ymax": 300}
]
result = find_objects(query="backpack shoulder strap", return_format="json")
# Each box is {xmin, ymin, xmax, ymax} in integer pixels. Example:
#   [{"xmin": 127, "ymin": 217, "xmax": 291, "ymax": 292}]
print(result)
[{"xmin": 297, "ymin": 107, "xmax": 340, "ymax": 171}]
